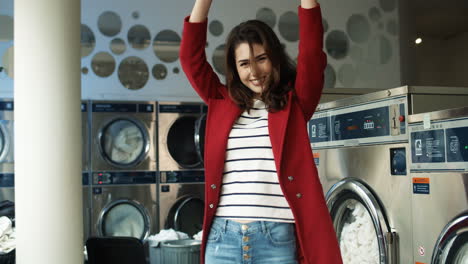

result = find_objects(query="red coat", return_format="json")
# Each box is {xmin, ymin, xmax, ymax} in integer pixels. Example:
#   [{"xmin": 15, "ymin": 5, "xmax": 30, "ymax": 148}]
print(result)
[{"xmin": 180, "ymin": 5, "xmax": 342, "ymax": 264}]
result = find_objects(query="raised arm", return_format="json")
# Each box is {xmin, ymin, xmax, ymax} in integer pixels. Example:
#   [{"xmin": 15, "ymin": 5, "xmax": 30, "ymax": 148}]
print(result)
[
  {"xmin": 301, "ymin": 0, "xmax": 318, "ymax": 9},
  {"xmin": 189, "ymin": 0, "xmax": 212, "ymax": 22},
  {"xmin": 180, "ymin": 0, "xmax": 225, "ymax": 103},
  {"xmin": 295, "ymin": 0, "xmax": 327, "ymax": 120}
]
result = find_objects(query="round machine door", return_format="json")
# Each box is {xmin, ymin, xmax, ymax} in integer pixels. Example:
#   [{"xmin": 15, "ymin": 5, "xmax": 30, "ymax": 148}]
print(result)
[
  {"xmin": 98, "ymin": 199, "xmax": 151, "ymax": 240},
  {"xmin": 165, "ymin": 196, "xmax": 204, "ymax": 237},
  {"xmin": 432, "ymin": 211, "xmax": 468, "ymax": 264},
  {"xmin": 194, "ymin": 114, "xmax": 206, "ymax": 164},
  {"xmin": 326, "ymin": 178, "xmax": 397, "ymax": 264},
  {"xmin": 167, "ymin": 116, "xmax": 203, "ymax": 168},
  {"xmin": 98, "ymin": 118, "xmax": 149, "ymax": 168}
]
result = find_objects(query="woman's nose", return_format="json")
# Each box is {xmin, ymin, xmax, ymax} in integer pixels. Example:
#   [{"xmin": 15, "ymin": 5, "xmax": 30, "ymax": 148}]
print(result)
[{"xmin": 249, "ymin": 63, "xmax": 259, "ymax": 76}]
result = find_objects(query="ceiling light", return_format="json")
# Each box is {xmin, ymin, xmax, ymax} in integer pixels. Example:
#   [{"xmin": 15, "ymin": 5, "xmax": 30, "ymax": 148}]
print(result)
[{"xmin": 415, "ymin": 38, "xmax": 422, "ymax": 44}]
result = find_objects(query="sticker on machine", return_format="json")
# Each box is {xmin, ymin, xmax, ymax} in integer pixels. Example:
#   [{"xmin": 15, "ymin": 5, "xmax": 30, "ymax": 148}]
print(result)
[
  {"xmin": 413, "ymin": 178, "xmax": 430, "ymax": 194},
  {"xmin": 313, "ymin": 153, "xmax": 320, "ymax": 166}
]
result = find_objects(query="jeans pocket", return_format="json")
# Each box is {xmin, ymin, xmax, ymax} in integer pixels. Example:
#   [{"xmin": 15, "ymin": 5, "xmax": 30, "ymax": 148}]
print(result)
[
  {"xmin": 207, "ymin": 224, "xmax": 221, "ymax": 243},
  {"xmin": 267, "ymin": 223, "xmax": 296, "ymax": 245}
]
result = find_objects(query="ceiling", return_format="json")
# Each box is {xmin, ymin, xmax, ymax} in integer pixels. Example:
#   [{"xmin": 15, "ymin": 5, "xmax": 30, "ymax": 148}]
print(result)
[{"xmin": 407, "ymin": 0, "xmax": 468, "ymax": 39}]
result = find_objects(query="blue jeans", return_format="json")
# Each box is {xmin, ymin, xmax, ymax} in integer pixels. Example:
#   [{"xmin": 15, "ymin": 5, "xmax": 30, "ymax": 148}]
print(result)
[{"xmin": 205, "ymin": 218, "xmax": 298, "ymax": 264}]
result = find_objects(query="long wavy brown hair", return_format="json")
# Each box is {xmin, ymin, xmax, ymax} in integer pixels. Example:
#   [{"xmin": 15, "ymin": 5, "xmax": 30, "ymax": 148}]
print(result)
[{"xmin": 224, "ymin": 20, "xmax": 296, "ymax": 112}]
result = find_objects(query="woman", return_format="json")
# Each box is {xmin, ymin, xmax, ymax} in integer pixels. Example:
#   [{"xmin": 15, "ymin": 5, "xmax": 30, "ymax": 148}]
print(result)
[{"xmin": 180, "ymin": 0, "xmax": 342, "ymax": 263}]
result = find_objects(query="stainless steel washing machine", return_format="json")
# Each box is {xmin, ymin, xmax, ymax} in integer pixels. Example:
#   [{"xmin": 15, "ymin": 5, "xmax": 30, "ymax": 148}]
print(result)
[
  {"xmin": 90, "ymin": 101, "xmax": 158, "ymax": 240},
  {"xmin": 82, "ymin": 101, "xmax": 91, "ymax": 243},
  {"xmin": 309, "ymin": 86, "xmax": 468, "ymax": 264},
  {"xmin": 91, "ymin": 101, "xmax": 156, "ymax": 172},
  {"xmin": 0, "ymin": 99, "xmax": 14, "ymax": 202},
  {"xmin": 157, "ymin": 102, "xmax": 205, "ymax": 236},
  {"xmin": 408, "ymin": 107, "xmax": 468, "ymax": 264}
]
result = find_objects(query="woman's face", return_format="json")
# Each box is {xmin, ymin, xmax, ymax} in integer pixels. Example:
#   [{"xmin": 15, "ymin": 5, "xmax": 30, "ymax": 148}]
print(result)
[{"xmin": 234, "ymin": 42, "xmax": 272, "ymax": 97}]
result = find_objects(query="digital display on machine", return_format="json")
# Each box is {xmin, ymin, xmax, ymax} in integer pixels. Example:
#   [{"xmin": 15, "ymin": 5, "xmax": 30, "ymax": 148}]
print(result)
[
  {"xmin": 309, "ymin": 116, "xmax": 330, "ymax": 143},
  {"xmin": 446, "ymin": 127, "xmax": 468, "ymax": 162},
  {"xmin": 411, "ymin": 129, "xmax": 445, "ymax": 163},
  {"xmin": 331, "ymin": 106, "xmax": 390, "ymax": 141}
]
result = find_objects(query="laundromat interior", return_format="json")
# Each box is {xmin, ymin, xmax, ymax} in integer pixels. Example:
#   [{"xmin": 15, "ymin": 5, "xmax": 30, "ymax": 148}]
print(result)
[{"xmin": 1, "ymin": 0, "xmax": 468, "ymax": 263}]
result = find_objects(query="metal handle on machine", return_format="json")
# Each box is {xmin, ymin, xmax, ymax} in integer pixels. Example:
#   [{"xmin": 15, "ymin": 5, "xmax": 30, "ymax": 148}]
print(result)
[{"xmin": 386, "ymin": 231, "xmax": 398, "ymax": 264}]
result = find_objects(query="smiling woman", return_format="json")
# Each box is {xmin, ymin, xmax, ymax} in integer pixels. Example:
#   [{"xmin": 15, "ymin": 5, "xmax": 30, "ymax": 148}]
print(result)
[
  {"xmin": 224, "ymin": 19, "xmax": 296, "ymax": 111},
  {"xmin": 234, "ymin": 43, "xmax": 272, "ymax": 96},
  {"xmin": 179, "ymin": 0, "xmax": 342, "ymax": 263}
]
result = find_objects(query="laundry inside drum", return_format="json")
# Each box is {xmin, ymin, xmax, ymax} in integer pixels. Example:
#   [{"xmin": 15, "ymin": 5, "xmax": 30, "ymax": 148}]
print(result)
[
  {"xmin": 338, "ymin": 199, "xmax": 379, "ymax": 264},
  {"xmin": 102, "ymin": 119, "xmax": 146, "ymax": 166}
]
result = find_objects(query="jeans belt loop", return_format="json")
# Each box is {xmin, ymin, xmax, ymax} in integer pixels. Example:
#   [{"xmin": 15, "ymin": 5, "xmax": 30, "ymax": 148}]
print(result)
[{"xmin": 261, "ymin": 221, "xmax": 267, "ymax": 234}]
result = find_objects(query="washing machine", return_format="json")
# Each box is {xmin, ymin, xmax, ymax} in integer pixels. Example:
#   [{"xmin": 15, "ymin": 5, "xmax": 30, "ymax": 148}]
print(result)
[
  {"xmin": 309, "ymin": 86, "xmax": 468, "ymax": 264},
  {"xmin": 90, "ymin": 101, "xmax": 158, "ymax": 240},
  {"xmin": 408, "ymin": 107, "xmax": 468, "ymax": 264},
  {"xmin": 82, "ymin": 101, "xmax": 91, "ymax": 243},
  {"xmin": 0, "ymin": 99, "xmax": 14, "ymax": 202},
  {"xmin": 157, "ymin": 102, "xmax": 205, "ymax": 236}
]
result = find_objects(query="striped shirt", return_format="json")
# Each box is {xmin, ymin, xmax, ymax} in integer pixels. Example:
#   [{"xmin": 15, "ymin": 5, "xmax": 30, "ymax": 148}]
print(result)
[{"xmin": 215, "ymin": 100, "xmax": 295, "ymax": 223}]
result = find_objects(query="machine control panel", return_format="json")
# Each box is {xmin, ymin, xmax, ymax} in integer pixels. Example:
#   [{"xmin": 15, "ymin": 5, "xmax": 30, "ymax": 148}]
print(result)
[
  {"xmin": 0, "ymin": 173, "xmax": 14, "ymax": 187},
  {"xmin": 159, "ymin": 104, "xmax": 201, "ymax": 113},
  {"xmin": 92, "ymin": 171, "xmax": 156, "ymax": 185},
  {"xmin": 409, "ymin": 117, "xmax": 468, "ymax": 172},
  {"xmin": 92, "ymin": 103, "xmax": 154, "ymax": 113},
  {"xmin": 0, "ymin": 101, "xmax": 14, "ymax": 111},
  {"xmin": 159, "ymin": 170, "xmax": 205, "ymax": 183},
  {"xmin": 309, "ymin": 96, "xmax": 407, "ymax": 149}
]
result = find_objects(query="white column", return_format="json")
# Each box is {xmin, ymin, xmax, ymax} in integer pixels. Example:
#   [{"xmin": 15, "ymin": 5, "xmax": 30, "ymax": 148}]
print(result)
[{"xmin": 14, "ymin": 0, "xmax": 83, "ymax": 263}]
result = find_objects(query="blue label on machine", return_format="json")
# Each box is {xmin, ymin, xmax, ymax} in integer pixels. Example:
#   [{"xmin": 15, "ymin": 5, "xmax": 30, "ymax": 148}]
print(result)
[
  {"xmin": 446, "ymin": 127, "xmax": 468, "ymax": 162},
  {"xmin": 331, "ymin": 106, "xmax": 390, "ymax": 141},
  {"xmin": 413, "ymin": 183, "xmax": 430, "ymax": 194},
  {"xmin": 309, "ymin": 117, "xmax": 330, "ymax": 143},
  {"xmin": 411, "ymin": 129, "xmax": 445, "ymax": 163}
]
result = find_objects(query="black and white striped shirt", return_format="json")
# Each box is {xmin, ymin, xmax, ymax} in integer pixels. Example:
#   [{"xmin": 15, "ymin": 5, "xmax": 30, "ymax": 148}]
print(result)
[{"xmin": 215, "ymin": 100, "xmax": 294, "ymax": 223}]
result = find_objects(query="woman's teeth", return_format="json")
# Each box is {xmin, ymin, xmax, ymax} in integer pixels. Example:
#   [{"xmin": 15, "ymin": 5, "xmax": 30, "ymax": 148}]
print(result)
[{"xmin": 251, "ymin": 78, "xmax": 264, "ymax": 86}]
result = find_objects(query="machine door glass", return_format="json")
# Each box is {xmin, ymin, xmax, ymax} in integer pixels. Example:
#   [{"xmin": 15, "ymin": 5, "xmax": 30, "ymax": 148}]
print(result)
[
  {"xmin": 165, "ymin": 196, "xmax": 204, "ymax": 236},
  {"xmin": 334, "ymin": 198, "xmax": 379, "ymax": 263},
  {"xmin": 194, "ymin": 114, "xmax": 206, "ymax": 164},
  {"xmin": 99, "ymin": 118, "xmax": 148, "ymax": 167},
  {"xmin": 0, "ymin": 123, "xmax": 12, "ymax": 163},
  {"xmin": 433, "ymin": 213, "xmax": 468, "ymax": 264},
  {"xmin": 0, "ymin": 126, "xmax": 5, "ymax": 162},
  {"xmin": 326, "ymin": 178, "xmax": 394, "ymax": 264},
  {"xmin": 98, "ymin": 199, "xmax": 150, "ymax": 240},
  {"xmin": 167, "ymin": 116, "xmax": 201, "ymax": 168}
]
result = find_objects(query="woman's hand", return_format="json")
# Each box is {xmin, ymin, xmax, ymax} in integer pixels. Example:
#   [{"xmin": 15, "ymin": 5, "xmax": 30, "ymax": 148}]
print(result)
[
  {"xmin": 301, "ymin": 0, "xmax": 319, "ymax": 9},
  {"xmin": 189, "ymin": 0, "xmax": 213, "ymax": 22}
]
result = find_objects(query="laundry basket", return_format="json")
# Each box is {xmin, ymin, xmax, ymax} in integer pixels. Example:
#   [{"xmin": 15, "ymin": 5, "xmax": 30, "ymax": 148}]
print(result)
[
  {"xmin": 0, "ymin": 250, "xmax": 15, "ymax": 264},
  {"xmin": 161, "ymin": 239, "xmax": 200, "ymax": 264}
]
